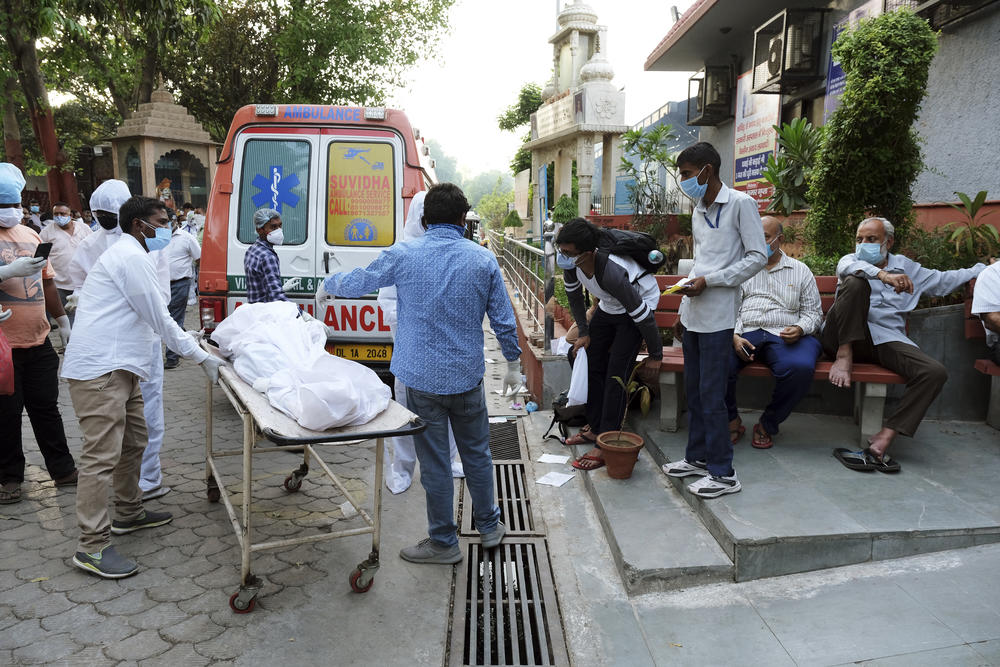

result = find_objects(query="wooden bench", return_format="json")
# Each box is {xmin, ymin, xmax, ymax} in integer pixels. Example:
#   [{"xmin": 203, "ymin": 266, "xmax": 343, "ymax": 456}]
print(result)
[
  {"xmin": 964, "ymin": 278, "xmax": 1000, "ymax": 429},
  {"xmin": 652, "ymin": 274, "xmax": 906, "ymax": 447}
]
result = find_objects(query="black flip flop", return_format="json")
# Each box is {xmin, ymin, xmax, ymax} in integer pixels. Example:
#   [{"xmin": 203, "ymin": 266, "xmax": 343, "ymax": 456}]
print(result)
[
  {"xmin": 865, "ymin": 448, "xmax": 901, "ymax": 474},
  {"xmin": 833, "ymin": 448, "xmax": 875, "ymax": 472}
]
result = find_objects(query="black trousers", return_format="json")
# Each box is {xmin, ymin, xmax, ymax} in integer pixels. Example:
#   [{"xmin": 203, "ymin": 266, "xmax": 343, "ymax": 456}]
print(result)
[
  {"xmin": 821, "ymin": 276, "xmax": 947, "ymax": 436},
  {"xmin": 585, "ymin": 309, "xmax": 644, "ymax": 435},
  {"xmin": 0, "ymin": 339, "xmax": 75, "ymax": 483}
]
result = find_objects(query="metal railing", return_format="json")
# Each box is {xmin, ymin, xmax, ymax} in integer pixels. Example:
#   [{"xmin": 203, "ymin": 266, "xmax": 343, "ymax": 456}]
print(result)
[
  {"xmin": 488, "ymin": 229, "xmax": 553, "ymax": 352},
  {"xmin": 590, "ymin": 194, "xmax": 616, "ymax": 216}
]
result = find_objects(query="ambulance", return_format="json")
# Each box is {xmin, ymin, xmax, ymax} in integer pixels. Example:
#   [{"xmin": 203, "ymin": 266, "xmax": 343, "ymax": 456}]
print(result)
[{"xmin": 198, "ymin": 104, "xmax": 432, "ymax": 375}]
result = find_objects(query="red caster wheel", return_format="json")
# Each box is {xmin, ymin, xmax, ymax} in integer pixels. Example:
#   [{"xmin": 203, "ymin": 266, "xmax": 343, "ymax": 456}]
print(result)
[
  {"xmin": 229, "ymin": 591, "xmax": 256, "ymax": 613},
  {"xmin": 349, "ymin": 568, "xmax": 374, "ymax": 593},
  {"xmin": 283, "ymin": 475, "xmax": 302, "ymax": 492}
]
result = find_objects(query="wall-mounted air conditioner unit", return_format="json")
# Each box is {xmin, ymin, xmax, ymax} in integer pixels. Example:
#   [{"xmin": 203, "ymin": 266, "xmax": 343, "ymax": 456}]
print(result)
[
  {"xmin": 915, "ymin": 0, "xmax": 999, "ymax": 28},
  {"xmin": 751, "ymin": 9, "xmax": 827, "ymax": 94},
  {"xmin": 687, "ymin": 66, "xmax": 734, "ymax": 126}
]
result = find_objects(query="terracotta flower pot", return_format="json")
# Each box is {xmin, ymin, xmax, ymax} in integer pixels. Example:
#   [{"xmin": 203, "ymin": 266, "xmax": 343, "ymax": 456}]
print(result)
[{"xmin": 596, "ymin": 431, "xmax": 644, "ymax": 479}]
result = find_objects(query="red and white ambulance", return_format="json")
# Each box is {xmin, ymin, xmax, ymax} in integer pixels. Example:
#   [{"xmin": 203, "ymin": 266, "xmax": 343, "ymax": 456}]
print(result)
[{"xmin": 198, "ymin": 104, "xmax": 431, "ymax": 373}]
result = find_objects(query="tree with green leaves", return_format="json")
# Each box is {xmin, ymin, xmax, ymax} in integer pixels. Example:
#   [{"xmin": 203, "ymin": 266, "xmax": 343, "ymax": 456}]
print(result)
[
  {"xmin": 497, "ymin": 82, "xmax": 542, "ymax": 175},
  {"xmin": 502, "ymin": 209, "xmax": 522, "ymax": 229},
  {"xmin": 619, "ymin": 123, "xmax": 678, "ymax": 240},
  {"xmin": 551, "ymin": 194, "xmax": 577, "ymax": 224},
  {"xmin": 762, "ymin": 117, "xmax": 823, "ymax": 216},
  {"xmin": 165, "ymin": 0, "xmax": 455, "ymax": 142},
  {"xmin": 478, "ymin": 178, "xmax": 515, "ymax": 230},
  {"xmin": 805, "ymin": 9, "xmax": 938, "ymax": 257}
]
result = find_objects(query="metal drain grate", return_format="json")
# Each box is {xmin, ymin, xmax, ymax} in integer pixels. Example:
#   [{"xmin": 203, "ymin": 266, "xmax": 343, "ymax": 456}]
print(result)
[
  {"xmin": 450, "ymin": 539, "xmax": 568, "ymax": 666},
  {"xmin": 461, "ymin": 464, "xmax": 537, "ymax": 536},
  {"xmin": 488, "ymin": 420, "xmax": 522, "ymax": 461}
]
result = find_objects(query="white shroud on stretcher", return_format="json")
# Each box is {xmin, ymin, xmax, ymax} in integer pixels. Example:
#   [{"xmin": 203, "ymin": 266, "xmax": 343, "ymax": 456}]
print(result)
[{"xmin": 210, "ymin": 301, "xmax": 390, "ymax": 431}]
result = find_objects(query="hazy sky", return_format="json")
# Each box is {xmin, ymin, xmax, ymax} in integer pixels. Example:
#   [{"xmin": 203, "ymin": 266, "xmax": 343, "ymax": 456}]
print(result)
[{"xmin": 389, "ymin": 0, "xmax": 696, "ymax": 177}]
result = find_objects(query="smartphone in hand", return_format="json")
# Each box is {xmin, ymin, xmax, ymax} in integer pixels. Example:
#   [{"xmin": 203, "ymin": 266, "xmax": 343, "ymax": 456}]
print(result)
[{"xmin": 33, "ymin": 242, "xmax": 53, "ymax": 260}]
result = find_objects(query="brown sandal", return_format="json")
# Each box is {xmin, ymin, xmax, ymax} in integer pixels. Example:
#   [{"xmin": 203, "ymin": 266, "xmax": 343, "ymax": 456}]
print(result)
[
  {"xmin": 0, "ymin": 482, "xmax": 22, "ymax": 504},
  {"xmin": 729, "ymin": 418, "xmax": 746, "ymax": 444},
  {"xmin": 564, "ymin": 426, "xmax": 597, "ymax": 446}
]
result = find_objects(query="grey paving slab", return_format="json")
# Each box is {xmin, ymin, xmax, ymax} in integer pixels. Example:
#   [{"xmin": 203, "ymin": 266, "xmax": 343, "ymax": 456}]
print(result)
[
  {"xmin": 971, "ymin": 639, "xmax": 1000, "ymax": 664},
  {"xmin": 832, "ymin": 643, "xmax": 993, "ymax": 666},
  {"xmin": 633, "ymin": 589, "xmax": 795, "ymax": 666},
  {"xmin": 573, "ymin": 439, "xmax": 733, "ymax": 594},
  {"xmin": 748, "ymin": 576, "xmax": 964, "ymax": 664}
]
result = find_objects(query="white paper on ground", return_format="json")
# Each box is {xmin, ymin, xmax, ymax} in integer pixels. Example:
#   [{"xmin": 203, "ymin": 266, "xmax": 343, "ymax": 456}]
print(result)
[
  {"xmin": 485, "ymin": 358, "xmax": 496, "ymax": 364},
  {"xmin": 488, "ymin": 417, "xmax": 508, "ymax": 423},
  {"xmin": 537, "ymin": 453, "xmax": 570, "ymax": 464},
  {"xmin": 536, "ymin": 471, "xmax": 574, "ymax": 487},
  {"xmin": 339, "ymin": 500, "xmax": 358, "ymax": 518}
]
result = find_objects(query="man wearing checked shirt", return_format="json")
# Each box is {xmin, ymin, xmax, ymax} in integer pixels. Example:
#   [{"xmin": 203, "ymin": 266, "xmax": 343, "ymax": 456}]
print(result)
[
  {"xmin": 727, "ymin": 216, "xmax": 823, "ymax": 450},
  {"xmin": 662, "ymin": 142, "xmax": 767, "ymax": 498},
  {"xmin": 323, "ymin": 183, "xmax": 522, "ymax": 564}
]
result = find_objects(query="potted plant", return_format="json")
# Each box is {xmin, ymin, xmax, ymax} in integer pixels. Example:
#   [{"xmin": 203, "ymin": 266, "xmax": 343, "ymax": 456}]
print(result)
[{"xmin": 597, "ymin": 363, "xmax": 652, "ymax": 479}]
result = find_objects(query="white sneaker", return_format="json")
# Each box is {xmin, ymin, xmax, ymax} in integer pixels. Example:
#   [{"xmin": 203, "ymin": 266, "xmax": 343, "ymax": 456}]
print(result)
[
  {"xmin": 141, "ymin": 486, "xmax": 171, "ymax": 501},
  {"xmin": 687, "ymin": 474, "xmax": 741, "ymax": 498},
  {"xmin": 662, "ymin": 459, "xmax": 709, "ymax": 478}
]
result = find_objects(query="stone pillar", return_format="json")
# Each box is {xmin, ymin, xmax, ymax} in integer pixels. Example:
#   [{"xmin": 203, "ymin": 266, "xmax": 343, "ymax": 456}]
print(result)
[
  {"xmin": 576, "ymin": 134, "xmax": 594, "ymax": 218},
  {"xmin": 601, "ymin": 134, "xmax": 618, "ymax": 205},
  {"xmin": 111, "ymin": 142, "xmax": 121, "ymax": 181},
  {"xmin": 141, "ymin": 138, "xmax": 157, "ymax": 198},
  {"xmin": 554, "ymin": 149, "xmax": 573, "ymax": 202}
]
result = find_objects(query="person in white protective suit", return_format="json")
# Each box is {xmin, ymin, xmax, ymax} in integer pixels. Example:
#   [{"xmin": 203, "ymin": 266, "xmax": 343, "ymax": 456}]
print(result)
[
  {"xmin": 65, "ymin": 180, "xmax": 173, "ymax": 502},
  {"xmin": 376, "ymin": 191, "xmax": 464, "ymax": 494}
]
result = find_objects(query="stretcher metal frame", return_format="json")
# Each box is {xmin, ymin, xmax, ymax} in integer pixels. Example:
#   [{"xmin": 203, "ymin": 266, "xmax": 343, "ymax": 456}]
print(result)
[{"xmin": 203, "ymin": 347, "xmax": 425, "ymax": 613}]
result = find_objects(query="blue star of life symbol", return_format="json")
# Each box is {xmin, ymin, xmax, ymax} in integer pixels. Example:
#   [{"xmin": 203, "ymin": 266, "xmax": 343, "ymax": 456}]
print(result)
[{"xmin": 252, "ymin": 166, "xmax": 300, "ymax": 212}]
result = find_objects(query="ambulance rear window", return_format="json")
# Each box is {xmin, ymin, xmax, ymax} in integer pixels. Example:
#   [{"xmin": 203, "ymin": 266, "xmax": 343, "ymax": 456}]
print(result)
[
  {"xmin": 326, "ymin": 141, "xmax": 395, "ymax": 247},
  {"xmin": 237, "ymin": 139, "xmax": 310, "ymax": 245}
]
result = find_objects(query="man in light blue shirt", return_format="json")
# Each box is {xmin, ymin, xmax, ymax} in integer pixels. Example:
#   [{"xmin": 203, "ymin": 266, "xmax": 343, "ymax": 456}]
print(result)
[
  {"xmin": 323, "ymin": 183, "xmax": 521, "ymax": 564},
  {"xmin": 824, "ymin": 216, "xmax": 986, "ymax": 473},
  {"xmin": 662, "ymin": 142, "xmax": 767, "ymax": 499}
]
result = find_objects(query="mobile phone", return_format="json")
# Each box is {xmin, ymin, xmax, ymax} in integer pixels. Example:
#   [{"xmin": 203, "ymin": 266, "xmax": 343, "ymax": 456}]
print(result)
[
  {"xmin": 33, "ymin": 242, "xmax": 52, "ymax": 259},
  {"xmin": 741, "ymin": 345, "xmax": 753, "ymax": 358}
]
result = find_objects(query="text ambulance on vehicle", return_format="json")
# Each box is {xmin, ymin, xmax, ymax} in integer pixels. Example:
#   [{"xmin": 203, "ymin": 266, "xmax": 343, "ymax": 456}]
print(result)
[{"xmin": 198, "ymin": 104, "xmax": 433, "ymax": 375}]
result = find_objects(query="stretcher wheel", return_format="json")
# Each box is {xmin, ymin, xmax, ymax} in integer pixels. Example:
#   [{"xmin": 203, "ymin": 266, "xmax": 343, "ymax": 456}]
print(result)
[
  {"xmin": 283, "ymin": 475, "xmax": 302, "ymax": 492},
  {"xmin": 349, "ymin": 568, "xmax": 374, "ymax": 593},
  {"xmin": 229, "ymin": 591, "xmax": 256, "ymax": 613},
  {"xmin": 207, "ymin": 486, "xmax": 221, "ymax": 503}
]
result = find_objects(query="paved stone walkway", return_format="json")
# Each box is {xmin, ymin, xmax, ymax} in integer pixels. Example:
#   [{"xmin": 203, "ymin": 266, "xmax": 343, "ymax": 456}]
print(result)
[{"xmin": 2, "ymin": 331, "xmax": 385, "ymax": 665}]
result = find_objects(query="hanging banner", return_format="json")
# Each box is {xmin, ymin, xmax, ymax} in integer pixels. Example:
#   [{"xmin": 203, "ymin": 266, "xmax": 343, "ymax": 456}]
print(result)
[
  {"xmin": 823, "ymin": 0, "xmax": 883, "ymax": 121},
  {"xmin": 733, "ymin": 71, "xmax": 781, "ymax": 212}
]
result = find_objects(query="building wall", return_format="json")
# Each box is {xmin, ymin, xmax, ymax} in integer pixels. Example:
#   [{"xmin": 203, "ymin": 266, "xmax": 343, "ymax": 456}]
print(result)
[
  {"xmin": 698, "ymin": 123, "xmax": 735, "ymax": 184},
  {"xmin": 913, "ymin": 6, "xmax": 1000, "ymax": 203}
]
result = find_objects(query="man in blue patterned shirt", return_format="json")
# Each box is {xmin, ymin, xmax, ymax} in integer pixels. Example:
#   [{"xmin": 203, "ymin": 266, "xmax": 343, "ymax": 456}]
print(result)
[
  {"xmin": 244, "ymin": 208, "xmax": 294, "ymax": 303},
  {"xmin": 323, "ymin": 183, "xmax": 521, "ymax": 564}
]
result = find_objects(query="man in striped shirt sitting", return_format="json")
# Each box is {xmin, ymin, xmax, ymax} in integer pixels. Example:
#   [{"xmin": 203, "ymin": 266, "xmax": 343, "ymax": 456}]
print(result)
[{"xmin": 727, "ymin": 216, "xmax": 823, "ymax": 449}]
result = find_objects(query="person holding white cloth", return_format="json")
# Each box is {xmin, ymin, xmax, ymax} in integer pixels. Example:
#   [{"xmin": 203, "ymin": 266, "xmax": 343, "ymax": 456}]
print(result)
[
  {"xmin": 376, "ymin": 191, "xmax": 463, "ymax": 494},
  {"xmin": 63, "ymin": 196, "xmax": 222, "ymax": 579}
]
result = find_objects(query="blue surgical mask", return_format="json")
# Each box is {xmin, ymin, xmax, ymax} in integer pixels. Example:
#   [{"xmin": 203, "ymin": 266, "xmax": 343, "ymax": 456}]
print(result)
[
  {"xmin": 766, "ymin": 242, "xmax": 775, "ymax": 258},
  {"xmin": 29, "ymin": 205, "xmax": 39, "ymax": 213},
  {"xmin": 679, "ymin": 165, "xmax": 708, "ymax": 202},
  {"xmin": 140, "ymin": 220, "xmax": 172, "ymax": 251},
  {"xmin": 855, "ymin": 242, "xmax": 885, "ymax": 265},
  {"xmin": 54, "ymin": 215, "xmax": 71, "ymax": 227},
  {"xmin": 556, "ymin": 251, "xmax": 577, "ymax": 270}
]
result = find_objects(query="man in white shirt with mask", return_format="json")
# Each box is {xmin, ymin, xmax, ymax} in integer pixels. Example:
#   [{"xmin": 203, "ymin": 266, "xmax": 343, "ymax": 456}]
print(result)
[
  {"xmin": 40, "ymin": 200, "xmax": 92, "ymax": 325},
  {"xmin": 63, "ymin": 195, "xmax": 223, "ymax": 579},
  {"xmin": 66, "ymin": 180, "xmax": 174, "ymax": 501}
]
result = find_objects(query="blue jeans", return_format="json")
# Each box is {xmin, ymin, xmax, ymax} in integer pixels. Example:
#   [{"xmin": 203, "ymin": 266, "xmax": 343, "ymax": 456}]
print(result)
[
  {"xmin": 164, "ymin": 278, "xmax": 191, "ymax": 364},
  {"xmin": 406, "ymin": 383, "xmax": 499, "ymax": 548},
  {"xmin": 683, "ymin": 329, "xmax": 735, "ymax": 477},
  {"xmin": 726, "ymin": 330, "xmax": 822, "ymax": 435}
]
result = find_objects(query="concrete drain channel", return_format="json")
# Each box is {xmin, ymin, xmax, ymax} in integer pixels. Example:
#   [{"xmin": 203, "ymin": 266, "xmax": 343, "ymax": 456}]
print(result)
[{"xmin": 448, "ymin": 418, "xmax": 569, "ymax": 666}]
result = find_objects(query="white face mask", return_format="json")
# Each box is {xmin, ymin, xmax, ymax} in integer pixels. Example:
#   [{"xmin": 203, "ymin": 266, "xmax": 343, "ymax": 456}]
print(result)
[
  {"xmin": 0, "ymin": 207, "xmax": 21, "ymax": 228},
  {"xmin": 266, "ymin": 228, "xmax": 284, "ymax": 246},
  {"xmin": 54, "ymin": 215, "xmax": 71, "ymax": 227}
]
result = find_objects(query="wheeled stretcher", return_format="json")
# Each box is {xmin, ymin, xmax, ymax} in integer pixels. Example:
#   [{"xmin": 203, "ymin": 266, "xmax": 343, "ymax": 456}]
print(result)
[{"xmin": 202, "ymin": 344, "xmax": 425, "ymax": 612}]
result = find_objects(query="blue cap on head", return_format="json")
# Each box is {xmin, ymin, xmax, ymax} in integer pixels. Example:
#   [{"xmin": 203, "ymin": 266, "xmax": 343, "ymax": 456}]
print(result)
[{"xmin": 0, "ymin": 163, "xmax": 25, "ymax": 204}]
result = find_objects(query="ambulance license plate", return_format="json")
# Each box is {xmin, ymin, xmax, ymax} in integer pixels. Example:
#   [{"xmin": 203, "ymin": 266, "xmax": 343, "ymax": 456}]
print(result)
[{"xmin": 328, "ymin": 343, "xmax": 392, "ymax": 362}]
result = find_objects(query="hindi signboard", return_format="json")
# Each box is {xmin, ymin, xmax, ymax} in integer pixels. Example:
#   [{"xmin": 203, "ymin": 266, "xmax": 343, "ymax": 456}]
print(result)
[{"xmin": 733, "ymin": 71, "xmax": 781, "ymax": 212}]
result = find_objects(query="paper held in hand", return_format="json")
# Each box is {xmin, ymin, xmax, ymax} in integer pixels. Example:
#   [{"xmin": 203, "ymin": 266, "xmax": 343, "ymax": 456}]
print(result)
[{"xmin": 661, "ymin": 277, "xmax": 692, "ymax": 295}]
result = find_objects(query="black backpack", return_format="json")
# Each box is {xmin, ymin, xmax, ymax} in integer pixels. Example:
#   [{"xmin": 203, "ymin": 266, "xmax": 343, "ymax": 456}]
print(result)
[
  {"xmin": 595, "ymin": 228, "xmax": 665, "ymax": 280},
  {"xmin": 541, "ymin": 391, "xmax": 588, "ymax": 444}
]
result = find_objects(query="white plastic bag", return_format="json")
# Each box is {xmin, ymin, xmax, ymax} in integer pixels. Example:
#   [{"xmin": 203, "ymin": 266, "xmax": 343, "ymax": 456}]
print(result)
[{"xmin": 567, "ymin": 348, "xmax": 588, "ymax": 406}]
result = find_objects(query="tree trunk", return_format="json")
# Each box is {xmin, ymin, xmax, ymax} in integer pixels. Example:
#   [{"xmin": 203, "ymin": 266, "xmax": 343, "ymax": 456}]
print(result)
[
  {"xmin": 133, "ymin": 41, "xmax": 158, "ymax": 106},
  {"xmin": 1, "ymin": 74, "xmax": 23, "ymax": 169},
  {"xmin": 3, "ymin": 27, "xmax": 81, "ymax": 209}
]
